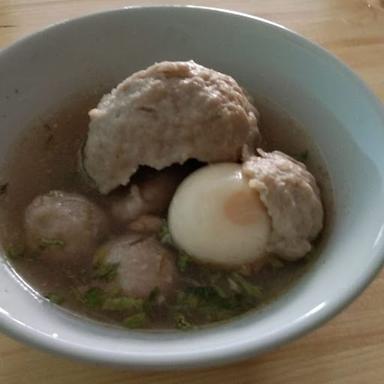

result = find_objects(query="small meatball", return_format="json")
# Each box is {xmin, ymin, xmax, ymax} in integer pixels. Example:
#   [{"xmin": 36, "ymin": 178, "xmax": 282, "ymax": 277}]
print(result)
[
  {"xmin": 242, "ymin": 150, "xmax": 324, "ymax": 261},
  {"xmin": 98, "ymin": 236, "xmax": 178, "ymax": 299},
  {"xmin": 168, "ymin": 163, "xmax": 271, "ymax": 267},
  {"xmin": 111, "ymin": 185, "xmax": 145, "ymax": 222},
  {"xmin": 139, "ymin": 167, "xmax": 186, "ymax": 214},
  {"xmin": 111, "ymin": 166, "xmax": 187, "ymax": 222},
  {"xmin": 128, "ymin": 215, "xmax": 163, "ymax": 233},
  {"xmin": 24, "ymin": 191, "xmax": 108, "ymax": 263},
  {"xmin": 84, "ymin": 61, "xmax": 260, "ymax": 193}
]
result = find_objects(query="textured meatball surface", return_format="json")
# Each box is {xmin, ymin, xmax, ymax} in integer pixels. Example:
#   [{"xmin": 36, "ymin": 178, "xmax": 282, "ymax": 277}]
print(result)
[
  {"xmin": 84, "ymin": 61, "xmax": 260, "ymax": 193},
  {"xmin": 243, "ymin": 150, "xmax": 324, "ymax": 260},
  {"xmin": 24, "ymin": 191, "xmax": 107, "ymax": 263},
  {"xmin": 100, "ymin": 236, "xmax": 178, "ymax": 299}
]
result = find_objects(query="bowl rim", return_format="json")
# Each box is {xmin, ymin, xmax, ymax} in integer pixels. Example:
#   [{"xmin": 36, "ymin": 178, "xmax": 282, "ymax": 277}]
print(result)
[{"xmin": 0, "ymin": 5, "xmax": 384, "ymax": 369}]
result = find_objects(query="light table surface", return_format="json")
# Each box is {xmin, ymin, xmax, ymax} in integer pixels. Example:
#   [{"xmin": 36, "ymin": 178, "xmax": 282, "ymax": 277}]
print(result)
[{"xmin": 0, "ymin": 1, "xmax": 383, "ymax": 383}]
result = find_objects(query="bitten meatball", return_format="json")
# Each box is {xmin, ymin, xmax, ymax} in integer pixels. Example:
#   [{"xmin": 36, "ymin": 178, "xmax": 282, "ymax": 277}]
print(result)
[
  {"xmin": 242, "ymin": 150, "xmax": 324, "ymax": 260},
  {"xmin": 95, "ymin": 236, "xmax": 178, "ymax": 299},
  {"xmin": 83, "ymin": 61, "xmax": 261, "ymax": 193},
  {"xmin": 24, "ymin": 191, "xmax": 108, "ymax": 263}
]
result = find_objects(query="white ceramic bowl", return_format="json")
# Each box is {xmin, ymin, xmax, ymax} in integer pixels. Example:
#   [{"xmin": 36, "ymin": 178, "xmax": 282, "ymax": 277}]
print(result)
[{"xmin": 0, "ymin": 6, "xmax": 383, "ymax": 369}]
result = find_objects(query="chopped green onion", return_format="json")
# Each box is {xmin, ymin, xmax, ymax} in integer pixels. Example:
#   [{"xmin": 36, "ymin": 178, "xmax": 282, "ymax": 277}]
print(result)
[
  {"xmin": 143, "ymin": 287, "xmax": 161, "ymax": 314},
  {"xmin": 102, "ymin": 296, "xmax": 143, "ymax": 312},
  {"xmin": 93, "ymin": 246, "xmax": 108, "ymax": 264},
  {"xmin": 39, "ymin": 238, "xmax": 65, "ymax": 250},
  {"xmin": 45, "ymin": 293, "xmax": 64, "ymax": 305},
  {"xmin": 176, "ymin": 291, "xmax": 200, "ymax": 309},
  {"xmin": 186, "ymin": 286, "xmax": 218, "ymax": 301},
  {"xmin": 231, "ymin": 273, "xmax": 262, "ymax": 299},
  {"xmin": 177, "ymin": 251, "xmax": 191, "ymax": 272},
  {"xmin": 175, "ymin": 313, "xmax": 193, "ymax": 330},
  {"xmin": 92, "ymin": 262, "xmax": 118, "ymax": 282},
  {"xmin": 158, "ymin": 221, "xmax": 173, "ymax": 246},
  {"xmin": 82, "ymin": 287, "xmax": 105, "ymax": 308},
  {"xmin": 227, "ymin": 277, "xmax": 241, "ymax": 293},
  {"xmin": 123, "ymin": 312, "xmax": 147, "ymax": 328},
  {"xmin": 5, "ymin": 244, "xmax": 24, "ymax": 259}
]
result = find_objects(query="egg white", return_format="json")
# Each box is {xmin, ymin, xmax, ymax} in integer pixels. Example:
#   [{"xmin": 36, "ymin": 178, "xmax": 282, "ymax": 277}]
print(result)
[{"xmin": 168, "ymin": 163, "xmax": 271, "ymax": 267}]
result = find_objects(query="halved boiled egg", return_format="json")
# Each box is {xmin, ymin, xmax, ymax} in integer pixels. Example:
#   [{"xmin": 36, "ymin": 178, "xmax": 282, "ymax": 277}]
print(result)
[{"xmin": 168, "ymin": 163, "xmax": 271, "ymax": 267}]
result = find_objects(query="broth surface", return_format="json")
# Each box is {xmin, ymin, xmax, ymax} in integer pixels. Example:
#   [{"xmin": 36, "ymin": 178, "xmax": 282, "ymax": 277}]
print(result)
[{"xmin": 0, "ymin": 93, "xmax": 333, "ymax": 329}]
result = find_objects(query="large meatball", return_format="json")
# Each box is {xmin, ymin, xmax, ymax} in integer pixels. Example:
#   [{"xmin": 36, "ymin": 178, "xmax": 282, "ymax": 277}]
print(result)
[
  {"xmin": 24, "ymin": 191, "xmax": 108, "ymax": 263},
  {"xmin": 83, "ymin": 61, "xmax": 261, "ymax": 193},
  {"xmin": 242, "ymin": 150, "xmax": 324, "ymax": 260},
  {"xmin": 96, "ymin": 236, "xmax": 178, "ymax": 299}
]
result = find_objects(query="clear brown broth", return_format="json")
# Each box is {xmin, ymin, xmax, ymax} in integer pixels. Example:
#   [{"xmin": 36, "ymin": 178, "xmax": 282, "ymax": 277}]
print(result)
[{"xmin": 0, "ymin": 92, "xmax": 333, "ymax": 329}]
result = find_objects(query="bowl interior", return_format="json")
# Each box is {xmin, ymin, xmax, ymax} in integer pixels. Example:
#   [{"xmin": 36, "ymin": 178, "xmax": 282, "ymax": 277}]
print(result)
[{"xmin": 0, "ymin": 6, "xmax": 383, "ymax": 368}]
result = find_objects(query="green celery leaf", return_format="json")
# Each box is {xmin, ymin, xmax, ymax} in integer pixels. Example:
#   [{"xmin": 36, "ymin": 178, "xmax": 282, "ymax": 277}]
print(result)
[
  {"xmin": 123, "ymin": 312, "xmax": 147, "ymax": 329},
  {"xmin": 45, "ymin": 293, "xmax": 64, "ymax": 305},
  {"xmin": 39, "ymin": 238, "xmax": 65, "ymax": 250},
  {"xmin": 231, "ymin": 273, "xmax": 262, "ymax": 299},
  {"xmin": 175, "ymin": 313, "xmax": 193, "ymax": 330},
  {"xmin": 177, "ymin": 251, "xmax": 192, "ymax": 272},
  {"xmin": 82, "ymin": 287, "xmax": 105, "ymax": 308},
  {"xmin": 92, "ymin": 262, "xmax": 118, "ymax": 282},
  {"xmin": 158, "ymin": 221, "xmax": 174, "ymax": 246},
  {"xmin": 102, "ymin": 296, "xmax": 143, "ymax": 311},
  {"xmin": 5, "ymin": 244, "xmax": 25, "ymax": 259}
]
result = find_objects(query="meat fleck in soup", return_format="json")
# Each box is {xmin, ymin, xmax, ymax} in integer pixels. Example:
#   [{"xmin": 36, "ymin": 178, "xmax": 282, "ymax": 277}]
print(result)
[{"xmin": 0, "ymin": 61, "xmax": 332, "ymax": 330}]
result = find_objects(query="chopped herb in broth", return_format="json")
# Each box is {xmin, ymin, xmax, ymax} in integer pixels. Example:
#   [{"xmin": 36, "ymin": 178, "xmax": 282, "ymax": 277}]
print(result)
[
  {"xmin": 39, "ymin": 238, "xmax": 65, "ymax": 250},
  {"xmin": 82, "ymin": 287, "xmax": 106, "ymax": 308},
  {"xmin": 124, "ymin": 312, "xmax": 148, "ymax": 329},
  {"xmin": 175, "ymin": 313, "xmax": 193, "ymax": 330},
  {"xmin": 177, "ymin": 252, "xmax": 192, "ymax": 272},
  {"xmin": 45, "ymin": 292, "xmax": 65, "ymax": 305},
  {"xmin": 5, "ymin": 244, "xmax": 25, "ymax": 260},
  {"xmin": 158, "ymin": 221, "xmax": 174, "ymax": 246},
  {"xmin": 92, "ymin": 261, "xmax": 119, "ymax": 282}
]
